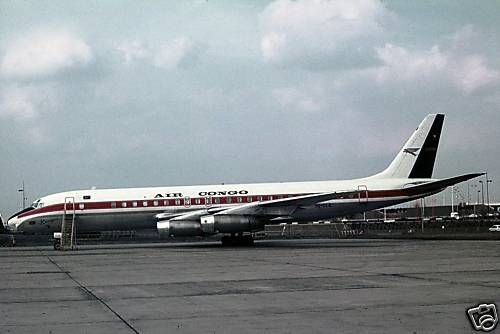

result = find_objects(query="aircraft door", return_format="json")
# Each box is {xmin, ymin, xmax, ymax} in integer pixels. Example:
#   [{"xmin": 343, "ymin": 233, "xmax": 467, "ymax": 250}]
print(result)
[{"xmin": 357, "ymin": 185, "xmax": 368, "ymax": 203}]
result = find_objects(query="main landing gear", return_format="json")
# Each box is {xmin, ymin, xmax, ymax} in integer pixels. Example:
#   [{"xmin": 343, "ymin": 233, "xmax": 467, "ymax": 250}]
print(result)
[{"xmin": 221, "ymin": 234, "xmax": 254, "ymax": 246}]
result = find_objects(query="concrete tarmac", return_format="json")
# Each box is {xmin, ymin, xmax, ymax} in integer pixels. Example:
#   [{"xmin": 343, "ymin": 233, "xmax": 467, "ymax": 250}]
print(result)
[{"xmin": 0, "ymin": 239, "xmax": 499, "ymax": 333}]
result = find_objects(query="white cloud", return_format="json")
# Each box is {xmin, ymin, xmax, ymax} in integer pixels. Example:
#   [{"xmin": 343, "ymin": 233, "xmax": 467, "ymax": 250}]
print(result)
[
  {"xmin": 451, "ymin": 55, "xmax": 500, "ymax": 93},
  {"xmin": 371, "ymin": 43, "xmax": 500, "ymax": 93},
  {"xmin": 116, "ymin": 40, "xmax": 149, "ymax": 65},
  {"xmin": 0, "ymin": 84, "xmax": 58, "ymax": 121},
  {"xmin": 154, "ymin": 37, "xmax": 200, "ymax": 69},
  {"xmin": 450, "ymin": 24, "xmax": 477, "ymax": 50},
  {"xmin": 373, "ymin": 44, "xmax": 447, "ymax": 82},
  {"xmin": 1, "ymin": 29, "xmax": 93, "ymax": 78},
  {"xmin": 0, "ymin": 85, "xmax": 37, "ymax": 120},
  {"xmin": 260, "ymin": 0, "xmax": 388, "ymax": 67},
  {"xmin": 115, "ymin": 37, "xmax": 201, "ymax": 70},
  {"xmin": 26, "ymin": 126, "xmax": 51, "ymax": 146},
  {"xmin": 273, "ymin": 87, "xmax": 322, "ymax": 112},
  {"xmin": 261, "ymin": 32, "xmax": 286, "ymax": 62}
]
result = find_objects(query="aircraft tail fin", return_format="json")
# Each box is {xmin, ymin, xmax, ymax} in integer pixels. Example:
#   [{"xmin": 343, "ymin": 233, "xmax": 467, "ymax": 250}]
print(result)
[{"xmin": 375, "ymin": 114, "xmax": 445, "ymax": 179}]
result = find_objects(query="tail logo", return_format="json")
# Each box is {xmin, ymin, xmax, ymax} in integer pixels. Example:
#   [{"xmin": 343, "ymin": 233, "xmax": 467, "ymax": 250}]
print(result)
[{"xmin": 403, "ymin": 147, "xmax": 420, "ymax": 156}]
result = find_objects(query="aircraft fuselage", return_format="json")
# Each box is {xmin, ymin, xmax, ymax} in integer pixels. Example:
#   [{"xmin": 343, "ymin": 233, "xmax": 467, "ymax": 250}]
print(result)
[{"xmin": 6, "ymin": 177, "xmax": 435, "ymax": 234}]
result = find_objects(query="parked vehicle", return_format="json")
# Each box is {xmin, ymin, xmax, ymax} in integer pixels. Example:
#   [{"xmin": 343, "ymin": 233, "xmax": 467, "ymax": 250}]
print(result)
[{"xmin": 488, "ymin": 225, "xmax": 500, "ymax": 232}]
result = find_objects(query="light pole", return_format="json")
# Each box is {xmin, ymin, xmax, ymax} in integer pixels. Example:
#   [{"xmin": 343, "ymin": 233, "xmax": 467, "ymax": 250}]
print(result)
[
  {"xmin": 489, "ymin": 180, "xmax": 494, "ymax": 206},
  {"xmin": 470, "ymin": 184, "xmax": 477, "ymax": 215},
  {"xmin": 486, "ymin": 176, "xmax": 492, "ymax": 215},
  {"xmin": 476, "ymin": 190, "xmax": 480, "ymax": 215},
  {"xmin": 479, "ymin": 180, "xmax": 485, "ymax": 207},
  {"xmin": 421, "ymin": 197, "xmax": 425, "ymax": 232},
  {"xmin": 451, "ymin": 186, "xmax": 454, "ymax": 214},
  {"xmin": 17, "ymin": 181, "xmax": 27, "ymax": 209},
  {"xmin": 467, "ymin": 182, "xmax": 471, "ymax": 205}
]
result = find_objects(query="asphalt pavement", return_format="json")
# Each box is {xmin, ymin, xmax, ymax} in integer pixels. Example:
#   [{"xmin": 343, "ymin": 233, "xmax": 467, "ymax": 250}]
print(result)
[{"xmin": 0, "ymin": 239, "xmax": 499, "ymax": 333}]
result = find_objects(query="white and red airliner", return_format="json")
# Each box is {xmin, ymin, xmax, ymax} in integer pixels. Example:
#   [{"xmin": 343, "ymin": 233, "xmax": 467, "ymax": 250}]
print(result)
[{"xmin": 4, "ymin": 114, "xmax": 482, "ymax": 244}]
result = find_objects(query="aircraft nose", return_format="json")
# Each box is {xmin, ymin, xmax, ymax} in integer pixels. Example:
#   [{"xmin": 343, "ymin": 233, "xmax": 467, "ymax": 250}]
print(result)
[
  {"xmin": 5, "ymin": 217, "xmax": 20, "ymax": 233},
  {"xmin": 0, "ymin": 214, "xmax": 6, "ymax": 233}
]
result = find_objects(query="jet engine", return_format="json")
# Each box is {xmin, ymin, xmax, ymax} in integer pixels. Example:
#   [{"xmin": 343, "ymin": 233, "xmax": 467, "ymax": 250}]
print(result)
[
  {"xmin": 157, "ymin": 220, "xmax": 203, "ymax": 238},
  {"xmin": 200, "ymin": 215, "xmax": 263, "ymax": 234},
  {"xmin": 157, "ymin": 214, "xmax": 265, "ymax": 238}
]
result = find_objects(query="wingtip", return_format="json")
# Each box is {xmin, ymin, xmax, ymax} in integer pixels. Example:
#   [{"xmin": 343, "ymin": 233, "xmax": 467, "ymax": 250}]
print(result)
[{"xmin": 457, "ymin": 172, "xmax": 485, "ymax": 183}]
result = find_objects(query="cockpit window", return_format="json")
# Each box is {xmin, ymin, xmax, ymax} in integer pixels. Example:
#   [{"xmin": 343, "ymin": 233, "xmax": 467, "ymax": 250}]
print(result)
[
  {"xmin": 30, "ymin": 199, "xmax": 45, "ymax": 208},
  {"xmin": 7, "ymin": 206, "xmax": 35, "ymax": 221}
]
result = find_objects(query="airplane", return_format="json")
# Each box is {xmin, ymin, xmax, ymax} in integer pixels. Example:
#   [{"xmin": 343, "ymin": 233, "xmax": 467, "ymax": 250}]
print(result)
[{"xmin": 4, "ymin": 114, "xmax": 482, "ymax": 246}]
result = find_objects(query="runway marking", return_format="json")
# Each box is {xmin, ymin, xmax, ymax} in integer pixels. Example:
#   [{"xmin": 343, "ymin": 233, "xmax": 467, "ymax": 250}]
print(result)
[
  {"xmin": 24, "ymin": 270, "xmax": 69, "ymax": 274},
  {"xmin": 40, "ymin": 249, "xmax": 141, "ymax": 334}
]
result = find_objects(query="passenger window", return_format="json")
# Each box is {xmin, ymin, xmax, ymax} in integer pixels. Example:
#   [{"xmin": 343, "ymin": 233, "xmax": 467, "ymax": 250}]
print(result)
[
  {"xmin": 122, "ymin": 202, "xmax": 127, "ymax": 208},
  {"xmin": 79, "ymin": 203, "xmax": 84, "ymax": 210},
  {"xmin": 226, "ymin": 196, "xmax": 232, "ymax": 204},
  {"xmin": 143, "ymin": 201, "xmax": 148, "ymax": 207},
  {"xmin": 214, "ymin": 197, "xmax": 220, "ymax": 204},
  {"xmin": 195, "ymin": 198, "xmax": 200, "ymax": 205},
  {"xmin": 111, "ymin": 202, "xmax": 116, "ymax": 208},
  {"xmin": 257, "ymin": 196, "xmax": 263, "ymax": 201},
  {"xmin": 237, "ymin": 197, "xmax": 242, "ymax": 203},
  {"xmin": 153, "ymin": 200, "xmax": 158, "ymax": 207},
  {"xmin": 132, "ymin": 201, "xmax": 138, "ymax": 207},
  {"xmin": 175, "ymin": 199, "xmax": 180, "ymax": 206},
  {"xmin": 247, "ymin": 196, "xmax": 252, "ymax": 202},
  {"xmin": 164, "ymin": 200, "xmax": 168, "ymax": 206}
]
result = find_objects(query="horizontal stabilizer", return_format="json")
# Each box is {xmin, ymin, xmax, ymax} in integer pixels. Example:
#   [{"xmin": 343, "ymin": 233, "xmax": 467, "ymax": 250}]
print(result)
[{"xmin": 403, "ymin": 173, "xmax": 484, "ymax": 196}]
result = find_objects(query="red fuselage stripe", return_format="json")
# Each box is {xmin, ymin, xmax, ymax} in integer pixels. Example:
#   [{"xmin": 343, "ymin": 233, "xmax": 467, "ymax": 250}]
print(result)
[{"xmin": 17, "ymin": 190, "xmax": 407, "ymax": 220}]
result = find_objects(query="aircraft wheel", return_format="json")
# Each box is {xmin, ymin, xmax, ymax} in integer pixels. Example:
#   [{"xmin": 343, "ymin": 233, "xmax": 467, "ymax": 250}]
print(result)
[
  {"xmin": 243, "ymin": 235, "xmax": 254, "ymax": 246},
  {"xmin": 221, "ymin": 235, "xmax": 254, "ymax": 246},
  {"xmin": 221, "ymin": 236, "xmax": 233, "ymax": 247}
]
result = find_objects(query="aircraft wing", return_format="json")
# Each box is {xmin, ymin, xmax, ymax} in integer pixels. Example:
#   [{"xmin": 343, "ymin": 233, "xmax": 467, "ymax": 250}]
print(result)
[
  {"xmin": 214, "ymin": 190, "xmax": 360, "ymax": 217},
  {"xmin": 155, "ymin": 190, "xmax": 359, "ymax": 222},
  {"xmin": 155, "ymin": 207, "xmax": 228, "ymax": 221}
]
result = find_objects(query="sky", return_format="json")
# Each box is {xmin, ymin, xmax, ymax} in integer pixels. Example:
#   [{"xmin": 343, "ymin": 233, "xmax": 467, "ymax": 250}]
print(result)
[{"xmin": 1, "ymin": 0, "xmax": 500, "ymax": 216}]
